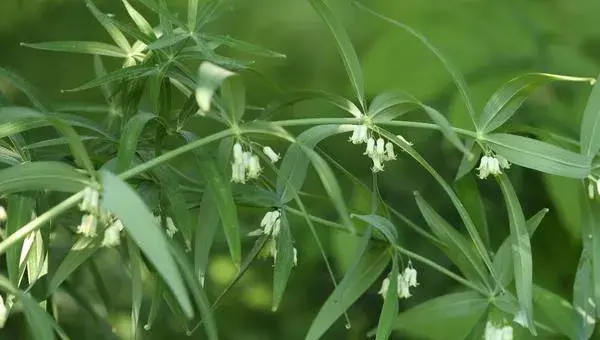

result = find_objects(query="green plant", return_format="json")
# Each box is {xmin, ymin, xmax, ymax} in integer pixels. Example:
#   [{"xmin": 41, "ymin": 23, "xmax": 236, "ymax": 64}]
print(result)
[{"xmin": 0, "ymin": 0, "xmax": 599, "ymax": 339}]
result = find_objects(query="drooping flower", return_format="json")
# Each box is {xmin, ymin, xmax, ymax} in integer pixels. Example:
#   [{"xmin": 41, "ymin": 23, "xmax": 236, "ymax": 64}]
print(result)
[
  {"xmin": 0, "ymin": 295, "xmax": 7, "ymax": 329},
  {"xmin": 384, "ymin": 142, "xmax": 396, "ymax": 161},
  {"xmin": 233, "ymin": 142, "xmax": 244, "ymax": 164},
  {"xmin": 484, "ymin": 321, "xmax": 513, "ymax": 340},
  {"xmin": 79, "ymin": 186, "xmax": 100, "ymax": 213},
  {"xmin": 476, "ymin": 154, "xmax": 506, "ymax": 179},
  {"xmin": 247, "ymin": 155, "xmax": 262, "ymax": 179},
  {"xmin": 101, "ymin": 219, "xmax": 124, "ymax": 247},
  {"xmin": 231, "ymin": 162, "xmax": 246, "ymax": 184},
  {"xmin": 378, "ymin": 265, "xmax": 419, "ymax": 300},
  {"xmin": 77, "ymin": 214, "xmax": 98, "ymax": 238},
  {"xmin": 349, "ymin": 125, "xmax": 369, "ymax": 144},
  {"xmin": 589, "ymin": 182, "xmax": 596, "ymax": 200},
  {"xmin": 293, "ymin": 247, "xmax": 298, "ymax": 266},
  {"xmin": 403, "ymin": 266, "xmax": 418, "ymax": 287},
  {"xmin": 377, "ymin": 277, "xmax": 390, "ymax": 297},
  {"xmin": 165, "ymin": 217, "xmax": 178, "ymax": 238},
  {"xmin": 231, "ymin": 143, "xmax": 262, "ymax": 183},
  {"xmin": 0, "ymin": 206, "xmax": 6, "ymax": 223},
  {"xmin": 397, "ymin": 277, "xmax": 412, "ymax": 299},
  {"xmin": 263, "ymin": 146, "xmax": 281, "ymax": 163}
]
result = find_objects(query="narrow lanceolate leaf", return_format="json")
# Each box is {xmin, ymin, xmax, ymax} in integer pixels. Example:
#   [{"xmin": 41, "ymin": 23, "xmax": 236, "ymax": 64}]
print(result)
[
  {"xmin": 116, "ymin": 113, "xmax": 163, "ymax": 173},
  {"xmin": 194, "ymin": 189, "xmax": 220, "ymax": 284},
  {"xmin": 421, "ymin": 105, "xmax": 470, "ymax": 155},
  {"xmin": 6, "ymin": 195, "xmax": 36, "ymax": 286},
  {"xmin": 136, "ymin": 0, "xmax": 186, "ymax": 29},
  {"xmin": 486, "ymin": 133, "xmax": 591, "ymax": 179},
  {"xmin": 221, "ymin": 76, "xmax": 246, "ymax": 123},
  {"xmin": 533, "ymin": 286, "xmax": 578, "ymax": 340},
  {"xmin": 0, "ymin": 67, "xmax": 49, "ymax": 111},
  {"xmin": 277, "ymin": 124, "xmax": 352, "ymax": 203},
  {"xmin": 580, "ymin": 191, "xmax": 600, "ymax": 317},
  {"xmin": 201, "ymin": 34, "xmax": 287, "ymax": 59},
  {"xmin": 454, "ymin": 175, "xmax": 489, "ymax": 248},
  {"xmin": 0, "ymin": 161, "xmax": 90, "ymax": 194},
  {"xmin": 493, "ymin": 208, "xmax": 548, "ymax": 288},
  {"xmin": 122, "ymin": 0, "xmax": 155, "ymax": 36},
  {"xmin": 47, "ymin": 116, "xmax": 96, "ymax": 177},
  {"xmin": 48, "ymin": 237, "xmax": 100, "ymax": 296},
  {"xmin": 414, "ymin": 193, "xmax": 490, "ymax": 289},
  {"xmin": 308, "ymin": 0, "xmax": 365, "ymax": 110},
  {"xmin": 195, "ymin": 62, "xmax": 235, "ymax": 112},
  {"xmin": 305, "ymin": 246, "xmax": 390, "ymax": 340},
  {"xmin": 573, "ymin": 250, "xmax": 596, "ymax": 340},
  {"xmin": 368, "ymin": 90, "xmax": 419, "ymax": 122},
  {"xmin": 455, "ymin": 139, "xmax": 481, "ymax": 181},
  {"xmin": 393, "ymin": 291, "xmax": 489, "ymax": 340},
  {"xmin": 85, "ymin": 0, "xmax": 131, "ymax": 51},
  {"xmin": 152, "ymin": 166, "xmax": 193, "ymax": 245},
  {"xmin": 479, "ymin": 73, "xmax": 594, "ymax": 133},
  {"xmin": 100, "ymin": 170, "xmax": 193, "ymax": 318},
  {"xmin": 147, "ymin": 34, "xmax": 188, "ymax": 50},
  {"xmin": 375, "ymin": 256, "xmax": 398, "ymax": 340},
  {"xmin": 355, "ymin": 2, "xmax": 476, "ymax": 126},
  {"xmin": 128, "ymin": 238, "xmax": 143, "ymax": 340},
  {"xmin": 582, "ymin": 74, "xmax": 600, "ymax": 159},
  {"xmin": 496, "ymin": 175, "xmax": 535, "ymax": 334},
  {"xmin": 66, "ymin": 65, "xmax": 155, "ymax": 92},
  {"xmin": 272, "ymin": 212, "xmax": 294, "ymax": 311},
  {"xmin": 197, "ymin": 159, "xmax": 241, "ymax": 266},
  {"xmin": 22, "ymin": 41, "xmax": 126, "ymax": 58},
  {"xmin": 351, "ymin": 214, "xmax": 398, "ymax": 244},
  {"xmin": 262, "ymin": 90, "xmax": 362, "ymax": 119}
]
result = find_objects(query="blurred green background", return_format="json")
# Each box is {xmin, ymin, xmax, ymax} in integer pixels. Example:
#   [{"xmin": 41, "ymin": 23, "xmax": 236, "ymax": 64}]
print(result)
[{"xmin": 1, "ymin": 0, "xmax": 600, "ymax": 339}]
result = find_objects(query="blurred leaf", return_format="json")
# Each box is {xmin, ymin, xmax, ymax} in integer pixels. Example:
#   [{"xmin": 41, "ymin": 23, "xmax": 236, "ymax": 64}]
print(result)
[
  {"xmin": 23, "ymin": 136, "xmax": 99, "ymax": 150},
  {"xmin": 351, "ymin": 214, "xmax": 398, "ymax": 244},
  {"xmin": 422, "ymin": 104, "xmax": 469, "ymax": 155},
  {"xmin": 480, "ymin": 73, "xmax": 594, "ymax": 133},
  {"xmin": 375, "ymin": 256, "xmax": 398, "ymax": 340},
  {"xmin": 263, "ymin": 90, "xmax": 362, "ymax": 119},
  {"xmin": 194, "ymin": 189, "xmax": 220, "ymax": 284},
  {"xmin": 461, "ymin": 308, "xmax": 489, "ymax": 340},
  {"xmin": 277, "ymin": 124, "xmax": 351, "ymax": 203},
  {"xmin": 272, "ymin": 212, "xmax": 294, "ymax": 311},
  {"xmin": 147, "ymin": 34, "xmax": 188, "ymax": 50},
  {"xmin": 496, "ymin": 174, "xmax": 535, "ymax": 334},
  {"xmin": 136, "ymin": 0, "xmax": 186, "ymax": 29},
  {"xmin": 85, "ymin": 0, "xmax": 132, "ymax": 51},
  {"xmin": 305, "ymin": 243, "xmax": 389, "ymax": 340},
  {"xmin": 368, "ymin": 90, "xmax": 419, "ymax": 122},
  {"xmin": 202, "ymin": 34, "xmax": 286, "ymax": 59},
  {"xmin": 6, "ymin": 195, "xmax": 36, "ymax": 286},
  {"xmin": 533, "ymin": 286, "xmax": 578, "ymax": 340},
  {"xmin": 48, "ymin": 237, "xmax": 100, "ymax": 296},
  {"xmin": 581, "ymin": 74, "xmax": 600, "ymax": 158},
  {"xmin": 66, "ymin": 65, "xmax": 155, "ymax": 92},
  {"xmin": 580, "ymin": 191, "xmax": 600, "ymax": 316},
  {"xmin": 0, "ymin": 161, "xmax": 90, "ymax": 194},
  {"xmin": 493, "ymin": 208, "xmax": 548, "ymax": 288},
  {"xmin": 100, "ymin": 170, "xmax": 193, "ymax": 317},
  {"xmin": 414, "ymin": 193, "xmax": 489, "ymax": 289},
  {"xmin": 47, "ymin": 116, "xmax": 96, "ymax": 177},
  {"xmin": 455, "ymin": 140, "xmax": 481, "ymax": 181},
  {"xmin": 128, "ymin": 238, "xmax": 143, "ymax": 340},
  {"xmin": 573, "ymin": 250, "xmax": 596, "ymax": 340},
  {"xmin": 0, "ymin": 67, "xmax": 49, "ymax": 111},
  {"xmin": 22, "ymin": 41, "xmax": 126, "ymax": 58},
  {"xmin": 221, "ymin": 76, "xmax": 246, "ymax": 123},
  {"xmin": 153, "ymin": 166, "xmax": 193, "ymax": 245},
  {"xmin": 454, "ymin": 174, "xmax": 489, "ymax": 248},
  {"xmin": 24, "ymin": 230, "xmax": 46, "ymax": 288},
  {"xmin": 393, "ymin": 291, "xmax": 488, "ymax": 340},
  {"xmin": 116, "ymin": 113, "xmax": 164, "ymax": 173},
  {"xmin": 122, "ymin": 0, "xmax": 155, "ymax": 37},
  {"xmin": 308, "ymin": 0, "xmax": 365, "ymax": 109},
  {"xmin": 486, "ymin": 133, "xmax": 591, "ymax": 179},
  {"xmin": 195, "ymin": 62, "xmax": 235, "ymax": 112}
]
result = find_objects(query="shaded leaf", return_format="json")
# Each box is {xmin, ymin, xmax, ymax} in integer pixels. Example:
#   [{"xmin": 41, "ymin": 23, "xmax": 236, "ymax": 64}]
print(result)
[
  {"xmin": 375, "ymin": 256, "xmax": 398, "ymax": 340},
  {"xmin": 272, "ymin": 212, "xmax": 294, "ymax": 311},
  {"xmin": 0, "ymin": 161, "xmax": 90, "ymax": 194}
]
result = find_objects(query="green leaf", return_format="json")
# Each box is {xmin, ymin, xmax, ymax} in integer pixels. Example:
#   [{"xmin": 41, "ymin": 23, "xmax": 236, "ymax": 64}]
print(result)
[
  {"xmin": 486, "ymin": 133, "xmax": 591, "ymax": 179},
  {"xmin": 368, "ymin": 90, "xmax": 419, "ymax": 122},
  {"xmin": 202, "ymin": 34, "xmax": 286, "ymax": 59},
  {"xmin": 308, "ymin": 0, "xmax": 365, "ymax": 110},
  {"xmin": 496, "ymin": 174, "xmax": 535, "ymax": 334},
  {"xmin": 197, "ymin": 158, "xmax": 241, "ymax": 266},
  {"xmin": 263, "ymin": 90, "xmax": 362, "ymax": 119},
  {"xmin": 47, "ymin": 116, "xmax": 96, "ymax": 177},
  {"xmin": 375, "ymin": 256, "xmax": 398, "ymax": 340},
  {"xmin": 48, "ymin": 237, "xmax": 100, "ymax": 296},
  {"xmin": 393, "ymin": 291, "xmax": 488, "ymax": 340},
  {"xmin": 533, "ymin": 286, "xmax": 578, "ymax": 340},
  {"xmin": 100, "ymin": 170, "xmax": 193, "ymax": 317},
  {"xmin": 147, "ymin": 34, "xmax": 189, "ymax": 50},
  {"xmin": 414, "ymin": 193, "xmax": 490, "ymax": 289},
  {"xmin": 0, "ymin": 161, "xmax": 91, "ymax": 194},
  {"xmin": 272, "ymin": 212, "xmax": 294, "ymax": 311},
  {"xmin": 152, "ymin": 166, "xmax": 193, "ymax": 245},
  {"xmin": 136, "ymin": 0, "xmax": 186, "ymax": 30},
  {"xmin": 355, "ymin": 2, "xmax": 476, "ymax": 126},
  {"xmin": 22, "ymin": 41, "xmax": 126, "ymax": 58},
  {"xmin": 0, "ymin": 67, "xmax": 49, "ymax": 111},
  {"xmin": 128, "ymin": 238, "xmax": 143, "ymax": 340},
  {"xmin": 580, "ymin": 191, "xmax": 600, "ymax": 316},
  {"xmin": 351, "ymin": 214, "xmax": 398, "ymax": 244},
  {"xmin": 221, "ymin": 76, "xmax": 246, "ymax": 123},
  {"xmin": 421, "ymin": 105, "xmax": 470, "ymax": 155},
  {"xmin": 23, "ymin": 136, "xmax": 99, "ymax": 150},
  {"xmin": 122, "ymin": 0, "xmax": 155, "ymax": 37},
  {"xmin": 461, "ymin": 308, "xmax": 489, "ymax": 340},
  {"xmin": 573, "ymin": 250, "xmax": 596, "ymax": 340},
  {"xmin": 492, "ymin": 208, "xmax": 548, "ymax": 288},
  {"xmin": 305, "ymin": 245, "xmax": 389, "ymax": 340},
  {"xmin": 454, "ymin": 140, "xmax": 481, "ymax": 181},
  {"xmin": 85, "ymin": 0, "xmax": 131, "ymax": 51},
  {"xmin": 195, "ymin": 62, "xmax": 235, "ymax": 112},
  {"xmin": 479, "ymin": 73, "xmax": 594, "ymax": 133},
  {"xmin": 5, "ymin": 195, "xmax": 36, "ymax": 286},
  {"xmin": 581, "ymin": 75, "xmax": 600, "ymax": 158},
  {"xmin": 115, "ymin": 113, "xmax": 163, "ymax": 173},
  {"xmin": 66, "ymin": 65, "xmax": 155, "ymax": 92},
  {"xmin": 277, "ymin": 124, "xmax": 351, "ymax": 203},
  {"xmin": 194, "ymin": 189, "xmax": 220, "ymax": 284},
  {"xmin": 454, "ymin": 174, "xmax": 489, "ymax": 248}
]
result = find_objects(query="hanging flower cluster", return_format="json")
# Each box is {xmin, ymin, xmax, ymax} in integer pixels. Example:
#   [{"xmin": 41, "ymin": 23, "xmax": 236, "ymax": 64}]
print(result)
[
  {"xmin": 378, "ymin": 263, "xmax": 419, "ymax": 299},
  {"xmin": 484, "ymin": 321, "xmax": 513, "ymax": 340},
  {"xmin": 349, "ymin": 125, "xmax": 410, "ymax": 173},
  {"xmin": 250, "ymin": 210, "xmax": 298, "ymax": 267},
  {"xmin": 476, "ymin": 153, "xmax": 511, "ymax": 179},
  {"xmin": 231, "ymin": 142, "xmax": 281, "ymax": 183},
  {"xmin": 77, "ymin": 186, "xmax": 124, "ymax": 248},
  {"xmin": 587, "ymin": 176, "xmax": 600, "ymax": 200},
  {"xmin": 101, "ymin": 219, "xmax": 124, "ymax": 248}
]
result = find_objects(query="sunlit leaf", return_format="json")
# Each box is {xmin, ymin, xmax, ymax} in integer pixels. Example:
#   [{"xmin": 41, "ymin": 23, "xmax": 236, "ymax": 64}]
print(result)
[{"xmin": 22, "ymin": 41, "xmax": 126, "ymax": 58}]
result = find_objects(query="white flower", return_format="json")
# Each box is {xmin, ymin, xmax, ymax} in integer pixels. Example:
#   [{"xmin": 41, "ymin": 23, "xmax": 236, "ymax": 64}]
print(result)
[
  {"xmin": 378, "ymin": 277, "xmax": 390, "ymax": 297},
  {"xmin": 231, "ymin": 162, "xmax": 246, "ymax": 183},
  {"xmin": 597, "ymin": 180, "xmax": 600, "ymax": 197},
  {"xmin": 403, "ymin": 266, "xmax": 418, "ymax": 287},
  {"xmin": 0, "ymin": 295, "xmax": 7, "ymax": 328},
  {"xmin": 384, "ymin": 142, "xmax": 396, "ymax": 161},
  {"xmin": 376, "ymin": 138, "xmax": 385, "ymax": 157},
  {"xmin": 79, "ymin": 186, "xmax": 100, "ymax": 213},
  {"xmin": 349, "ymin": 125, "xmax": 369, "ymax": 144},
  {"xmin": 0, "ymin": 206, "xmax": 6, "ymax": 223},
  {"xmin": 263, "ymin": 146, "xmax": 280, "ymax": 163},
  {"xmin": 259, "ymin": 211, "xmax": 281, "ymax": 236},
  {"xmin": 165, "ymin": 217, "xmax": 178, "ymax": 238},
  {"xmin": 264, "ymin": 238, "xmax": 277, "ymax": 262},
  {"xmin": 233, "ymin": 142, "xmax": 244, "ymax": 164},
  {"xmin": 589, "ymin": 182, "xmax": 596, "ymax": 200},
  {"xmin": 77, "ymin": 214, "xmax": 97, "ymax": 237},
  {"xmin": 364, "ymin": 137, "xmax": 375, "ymax": 156},
  {"xmin": 477, "ymin": 155, "xmax": 504, "ymax": 179},
  {"xmin": 501, "ymin": 326, "xmax": 513, "ymax": 340},
  {"xmin": 272, "ymin": 218, "xmax": 281, "ymax": 237},
  {"xmin": 372, "ymin": 158, "xmax": 384, "ymax": 173},
  {"xmin": 396, "ymin": 135, "xmax": 413, "ymax": 146},
  {"xmin": 293, "ymin": 247, "xmax": 298, "ymax": 266},
  {"xmin": 101, "ymin": 219, "xmax": 124, "ymax": 247},
  {"xmin": 397, "ymin": 277, "xmax": 412, "ymax": 299},
  {"xmin": 484, "ymin": 321, "xmax": 513, "ymax": 340},
  {"xmin": 247, "ymin": 155, "xmax": 262, "ymax": 179},
  {"xmin": 497, "ymin": 155, "xmax": 511, "ymax": 169}
]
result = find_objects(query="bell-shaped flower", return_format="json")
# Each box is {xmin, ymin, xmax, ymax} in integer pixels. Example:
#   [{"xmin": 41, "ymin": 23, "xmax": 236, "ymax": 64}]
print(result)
[
  {"xmin": 403, "ymin": 266, "xmax": 418, "ymax": 287},
  {"xmin": 372, "ymin": 158, "xmax": 385, "ymax": 173},
  {"xmin": 497, "ymin": 155, "xmax": 511, "ymax": 169},
  {"xmin": 293, "ymin": 247, "xmax": 298, "ymax": 267},
  {"xmin": 484, "ymin": 321, "xmax": 513, "ymax": 340},
  {"xmin": 77, "ymin": 214, "xmax": 97, "ymax": 238},
  {"xmin": 0, "ymin": 295, "xmax": 7, "ymax": 329},
  {"xmin": 349, "ymin": 125, "xmax": 369, "ymax": 144},
  {"xmin": 376, "ymin": 138, "xmax": 385, "ymax": 157},
  {"xmin": 263, "ymin": 146, "xmax": 280, "ymax": 163},
  {"xmin": 397, "ymin": 277, "xmax": 412, "ymax": 299},
  {"xmin": 0, "ymin": 206, "xmax": 6, "ymax": 223},
  {"xmin": 165, "ymin": 217, "xmax": 178, "ymax": 238},
  {"xmin": 476, "ymin": 155, "xmax": 504, "ymax": 179},
  {"xmin": 364, "ymin": 137, "xmax": 375, "ymax": 156},
  {"xmin": 377, "ymin": 277, "xmax": 390, "ymax": 297},
  {"xmin": 101, "ymin": 219, "xmax": 124, "ymax": 247},
  {"xmin": 247, "ymin": 155, "xmax": 262, "ymax": 179},
  {"xmin": 231, "ymin": 162, "xmax": 246, "ymax": 184},
  {"xmin": 79, "ymin": 186, "xmax": 100, "ymax": 213},
  {"xmin": 233, "ymin": 142, "xmax": 244, "ymax": 164},
  {"xmin": 384, "ymin": 142, "xmax": 396, "ymax": 161}
]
